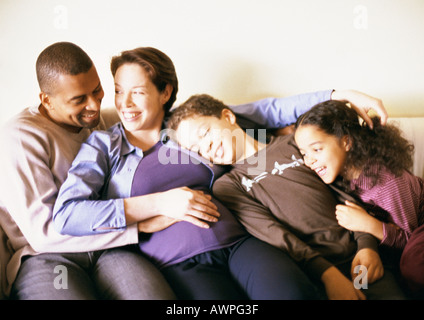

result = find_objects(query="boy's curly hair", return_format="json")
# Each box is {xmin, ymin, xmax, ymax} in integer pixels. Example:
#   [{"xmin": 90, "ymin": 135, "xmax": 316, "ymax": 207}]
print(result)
[
  {"xmin": 167, "ymin": 94, "xmax": 231, "ymax": 131},
  {"xmin": 295, "ymin": 100, "xmax": 414, "ymax": 186}
]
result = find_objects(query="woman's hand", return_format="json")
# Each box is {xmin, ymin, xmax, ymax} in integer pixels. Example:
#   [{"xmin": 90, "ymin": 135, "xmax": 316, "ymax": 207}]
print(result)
[
  {"xmin": 153, "ymin": 187, "xmax": 220, "ymax": 229},
  {"xmin": 331, "ymin": 89, "xmax": 388, "ymax": 128},
  {"xmin": 125, "ymin": 187, "xmax": 220, "ymax": 229}
]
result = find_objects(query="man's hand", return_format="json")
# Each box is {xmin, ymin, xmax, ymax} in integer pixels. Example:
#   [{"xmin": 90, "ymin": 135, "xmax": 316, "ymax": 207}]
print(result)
[{"xmin": 331, "ymin": 89, "xmax": 388, "ymax": 128}]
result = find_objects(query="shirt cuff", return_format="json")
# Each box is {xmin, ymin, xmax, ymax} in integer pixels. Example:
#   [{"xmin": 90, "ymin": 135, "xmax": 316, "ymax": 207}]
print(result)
[
  {"xmin": 355, "ymin": 231, "xmax": 379, "ymax": 252},
  {"xmin": 92, "ymin": 198, "xmax": 127, "ymax": 232},
  {"xmin": 381, "ymin": 222, "xmax": 404, "ymax": 250},
  {"xmin": 304, "ymin": 256, "xmax": 334, "ymax": 281}
]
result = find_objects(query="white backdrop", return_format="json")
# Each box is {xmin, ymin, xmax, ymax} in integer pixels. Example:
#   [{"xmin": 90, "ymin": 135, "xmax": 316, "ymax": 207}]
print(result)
[{"xmin": 1, "ymin": 0, "xmax": 423, "ymax": 126}]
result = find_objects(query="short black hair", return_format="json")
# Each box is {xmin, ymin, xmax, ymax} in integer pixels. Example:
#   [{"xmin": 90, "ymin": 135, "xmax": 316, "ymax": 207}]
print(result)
[
  {"xmin": 167, "ymin": 94, "xmax": 230, "ymax": 131},
  {"xmin": 36, "ymin": 42, "xmax": 93, "ymax": 94}
]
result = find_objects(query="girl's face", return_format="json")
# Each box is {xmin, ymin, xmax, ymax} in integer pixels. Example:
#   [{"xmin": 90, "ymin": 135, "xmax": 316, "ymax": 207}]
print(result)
[
  {"xmin": 175, "ymin": 109, "xmax": 244, "ymax": 165},
  {"xmin": 114, "ymin": 63, "xmax": 171, "ymax": 133},
  {"xmin": 294, "ymin": 125, "xmax": 350, "ymax": 184}
]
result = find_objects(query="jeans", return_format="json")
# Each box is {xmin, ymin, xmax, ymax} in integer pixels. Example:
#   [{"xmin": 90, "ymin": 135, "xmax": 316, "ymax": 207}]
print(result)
[
  {"xmin": 162, "ymin": 236, "xmax": 318, "ymax": 300},
  {"xmin": 11, "ymin": 246, "xmax": 176, "ymax": 300},
  {"xmin": 314, "ymin": 259, "xmax": 408, "ymax": 300}
]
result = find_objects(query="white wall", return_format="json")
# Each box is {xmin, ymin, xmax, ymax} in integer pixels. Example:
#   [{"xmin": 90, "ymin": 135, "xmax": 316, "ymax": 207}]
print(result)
[{"xmin": 1, "ymin": 0, "xmax": 423, "ymax": 126}]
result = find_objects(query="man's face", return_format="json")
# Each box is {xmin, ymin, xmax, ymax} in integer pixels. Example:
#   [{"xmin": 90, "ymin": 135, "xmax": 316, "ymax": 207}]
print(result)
[{"xmin": 41, "ymin": 66, "xmax": 104, "ymax": 132}]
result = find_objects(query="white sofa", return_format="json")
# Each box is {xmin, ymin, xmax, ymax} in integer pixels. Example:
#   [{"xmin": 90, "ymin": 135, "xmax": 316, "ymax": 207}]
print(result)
[
  {"xmin": 388, "ymin": 117, "xmax": 424, "ymax": 179},
  {"xmin": 1, "ymin": 116, "xmax": 423, "ymax": 299}
]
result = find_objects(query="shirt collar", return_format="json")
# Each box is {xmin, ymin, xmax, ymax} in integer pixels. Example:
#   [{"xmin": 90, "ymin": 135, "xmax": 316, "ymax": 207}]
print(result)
[
  {"xmin": 115, "ymin": 123, "xmax": 227, "ymax": 186},
  {"xmin": 350, "ymin": 164, "xmax": 382, "ymax": 190},
  {"xmin": 115, "ymin": 123, "xmax": 139, "ymax": 157},
  {"xmin": 116, "ymin": 123, "xmax": 178, "ymax": 157}
]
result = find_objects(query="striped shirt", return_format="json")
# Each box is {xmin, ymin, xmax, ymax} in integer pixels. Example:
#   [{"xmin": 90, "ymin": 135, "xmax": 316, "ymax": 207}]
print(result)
[{"xmin": 350, "ymin": 166, "xmax": 424, "ymax": 250}]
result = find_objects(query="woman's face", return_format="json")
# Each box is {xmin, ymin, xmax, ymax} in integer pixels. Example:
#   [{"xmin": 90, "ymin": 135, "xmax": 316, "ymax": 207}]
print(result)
[
  {"xmin": 114, "ymin": 63, "xmax": 170, "ymax": 133},
  {"xmin": 294, "ymin": 124, "xmax": 349, "ymax": 184}
]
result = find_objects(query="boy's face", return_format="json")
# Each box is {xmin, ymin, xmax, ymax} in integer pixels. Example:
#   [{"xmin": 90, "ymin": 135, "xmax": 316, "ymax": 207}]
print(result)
[{"xmin": 175, "ymin": 109, "xmax": 246, "ymax": 164}]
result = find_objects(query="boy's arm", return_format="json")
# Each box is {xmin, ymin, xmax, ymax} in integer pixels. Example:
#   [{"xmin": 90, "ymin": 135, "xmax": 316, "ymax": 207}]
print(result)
[
  {"xmin": 321, "ymin": 266, "xmax": 366, "ymax": 300},
  {"xmin": 213, "ymin": 174, "xmax": 333, "ymax": 280}
]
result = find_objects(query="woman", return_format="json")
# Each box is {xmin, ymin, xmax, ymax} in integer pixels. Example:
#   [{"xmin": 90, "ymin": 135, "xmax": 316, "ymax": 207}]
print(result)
[{"xmin": 53, "ymin": 47, "xmax": 321, "ymax": 299}]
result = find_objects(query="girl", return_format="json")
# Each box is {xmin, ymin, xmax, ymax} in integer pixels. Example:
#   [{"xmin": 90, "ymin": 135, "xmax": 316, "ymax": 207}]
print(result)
[{"xmin": 294, "ymin": 99, "xmax": 424, "ymax": 297}]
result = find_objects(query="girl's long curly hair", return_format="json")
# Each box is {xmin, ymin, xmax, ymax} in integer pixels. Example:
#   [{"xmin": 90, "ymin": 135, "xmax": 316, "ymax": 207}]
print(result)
[{"xmin": 295, "ymin": 100, "xmax": 414, "ymax": 187}]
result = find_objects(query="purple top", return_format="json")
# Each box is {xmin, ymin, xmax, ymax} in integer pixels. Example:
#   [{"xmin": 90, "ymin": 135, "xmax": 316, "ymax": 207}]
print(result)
[
  {"xmin": 131, "ymin": 142, "xmax": 247, "ymax": 268},
  {"xmin": 350, "ymin": 165, "xmax": 424, "ymax": 250}
]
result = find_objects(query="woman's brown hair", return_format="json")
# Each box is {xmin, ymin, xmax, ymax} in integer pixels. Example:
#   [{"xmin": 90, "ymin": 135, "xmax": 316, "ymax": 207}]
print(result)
[{"xmin": 111, "ymin": 47, "xmax": 178, "ymax": 116}]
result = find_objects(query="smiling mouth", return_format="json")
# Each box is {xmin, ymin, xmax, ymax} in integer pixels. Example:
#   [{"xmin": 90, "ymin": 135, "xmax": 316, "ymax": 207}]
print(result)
[
  {"xmin": 81, "ymin": 112, "xmax": 99, "ymax": 120},
  {"xmin": 122, "ymin": 111, "xmax": 142, "ymax": 121},
  {"xmin": 314, "ymin": 166, "xmax": 327, "ymax": 177},
  {"xmin": 213, "ymin": 142, "xmax": 224, "ymax": 160}
]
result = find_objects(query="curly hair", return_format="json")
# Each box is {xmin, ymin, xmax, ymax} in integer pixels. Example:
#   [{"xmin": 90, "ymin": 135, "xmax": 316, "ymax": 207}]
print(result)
[
  {"xmin": 295, "ymin": 100, "xmax": 414, "ymax": 186},
  {"xmin": 167, "ymin": 94, "xmax": 231, "ymax": 131}
]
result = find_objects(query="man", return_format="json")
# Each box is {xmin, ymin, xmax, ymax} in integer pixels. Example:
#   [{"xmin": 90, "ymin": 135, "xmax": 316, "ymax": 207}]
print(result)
[{"xmin": 0, "ymin": 42, "xmax": 176, "ymax": 299}]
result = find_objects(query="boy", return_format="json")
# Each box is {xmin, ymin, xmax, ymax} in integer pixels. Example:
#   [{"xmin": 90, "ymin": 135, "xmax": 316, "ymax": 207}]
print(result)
[{"xmin": 167, "ymin": 94, "xmax": 406, "ymax": 300}]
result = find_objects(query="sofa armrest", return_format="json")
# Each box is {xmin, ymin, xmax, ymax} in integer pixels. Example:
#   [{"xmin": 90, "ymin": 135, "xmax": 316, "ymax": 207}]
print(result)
[{"xmin": 389, "ymin": 117, "xmax": 424, "ymax": 179}]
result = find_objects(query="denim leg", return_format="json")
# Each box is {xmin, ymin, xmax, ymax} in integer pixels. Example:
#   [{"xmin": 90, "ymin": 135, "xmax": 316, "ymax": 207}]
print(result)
[
  {"xmin": 228, "ymin": 237, "xmax": 319, "ymax": 300},
  {"xmin": 363, "ymin": 268, "xmax": 407, "ymax": 300},
  {"xmin": 92, "ymin": 247, "xmax": 176, "ymax": 300},
  {"xmin": 336, "ymin": 260, "xmax": 407, "ymax": 300},
  {"xmin": 161, "ymin": 249, "xmax": 247, "ymax": 300},
  {"xmin": 11, "ymin": 252, "xmax": 98, "ymax": 300}
]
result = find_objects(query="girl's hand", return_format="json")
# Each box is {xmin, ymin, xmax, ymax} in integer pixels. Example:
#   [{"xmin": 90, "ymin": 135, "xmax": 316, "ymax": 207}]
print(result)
[
  {"xmin": 335, "ymin": 201, "xmax": 384, "ymax": 240},
  {"xmin": 335, "ymin": 201, "xmax": 371, "ymax": 232}
]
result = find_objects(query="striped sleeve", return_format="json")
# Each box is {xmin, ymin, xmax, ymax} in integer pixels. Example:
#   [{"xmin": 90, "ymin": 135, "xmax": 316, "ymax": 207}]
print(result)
[{"xmin": 370, "ymin": 171, "xmax": 423, "ymax": 250}]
